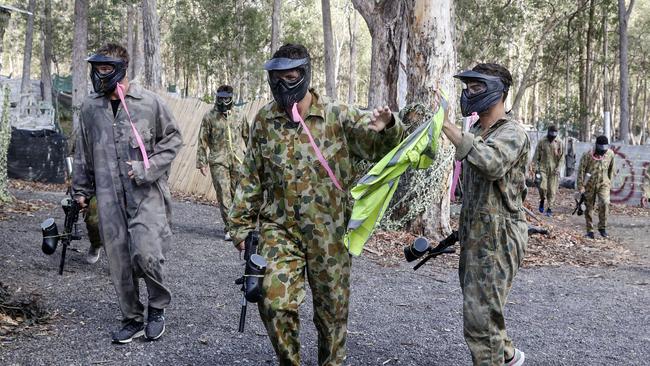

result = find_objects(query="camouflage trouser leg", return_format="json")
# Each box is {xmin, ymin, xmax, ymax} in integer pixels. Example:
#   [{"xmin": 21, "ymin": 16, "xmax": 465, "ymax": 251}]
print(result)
[
  {"xmin": 304, "ymin": 228, "xmax": 351, "ymax": 365},
  {"xmin": 585, "ymin": 186, "xmax": 610, "ymax": 232},
  {"xmin": 85, "ymin": 196, "xmax": 102, "ymax": 249},
  {"xmin": 538, "ymin": 172, "xmax": 548, "ymax": 202},
  {"xmin": 210, "ymin": 163, "xmax": 234, "ymax": 232},
  {"xmin": 544, "ymin": 171, "xmax": 559, "ymax": 208},
  {"xmin": 257, "ymin": 225, "xmax": 351, "ymax": 366},
  {"xmin": 459, "ymin": 214, "xmax": 527, "ymax": 366}
]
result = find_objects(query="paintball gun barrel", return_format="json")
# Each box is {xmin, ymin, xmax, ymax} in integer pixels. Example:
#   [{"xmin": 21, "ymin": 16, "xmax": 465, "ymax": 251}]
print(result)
[{"xmin": 235, "ymin": 231, "xmax": 267, "ymax": 332}]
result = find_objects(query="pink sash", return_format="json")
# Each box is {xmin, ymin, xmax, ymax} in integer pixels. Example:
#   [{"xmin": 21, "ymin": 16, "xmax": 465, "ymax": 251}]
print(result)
[
  {"xmin": 116, "ymin": 83, "xmax": 150, "ymax": 170},
  {"xmin": 291, "ymin": 103, "xmax": 343, "ymax": 191}
]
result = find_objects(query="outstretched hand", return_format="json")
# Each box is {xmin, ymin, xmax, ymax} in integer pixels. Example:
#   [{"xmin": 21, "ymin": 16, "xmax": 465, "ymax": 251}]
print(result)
[{"xmin": 368, "ymin": 105, "xmax": 394, "ymax": 132}]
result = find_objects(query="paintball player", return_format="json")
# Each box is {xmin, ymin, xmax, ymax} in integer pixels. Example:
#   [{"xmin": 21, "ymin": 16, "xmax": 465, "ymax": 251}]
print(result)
[
  {"xmin": 531, "ymin": 125, "xmax": 564, "ymax": 216},
  {"xmin": 577, "ymin": 135, "xmax": 615, "ymax": 238},
  {"xmin": 196, "ymin": 85, "xmax": 248, "ymax": 242},
  {"xmin": 440, "ymin": 63, "xmax": 528, "ymax": 366},
  {"xmin": 73, "ymin": 43, "xmax": 182, "ymax": 343},
  {"xmin": 228, "ymin": 43, "xmax": 404, "ymax": 366}
]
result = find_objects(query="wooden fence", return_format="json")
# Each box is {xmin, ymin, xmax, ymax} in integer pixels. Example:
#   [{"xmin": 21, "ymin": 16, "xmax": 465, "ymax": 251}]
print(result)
[{"xmin": 160, "ymin": 94, "xmax": 268, "ymax": 201}]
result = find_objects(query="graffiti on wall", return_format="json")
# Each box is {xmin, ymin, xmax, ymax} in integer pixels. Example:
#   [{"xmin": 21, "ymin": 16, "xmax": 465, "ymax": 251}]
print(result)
[{"xmin": 609, "ymin": 146, "xmax": 648, "ymax": 205}]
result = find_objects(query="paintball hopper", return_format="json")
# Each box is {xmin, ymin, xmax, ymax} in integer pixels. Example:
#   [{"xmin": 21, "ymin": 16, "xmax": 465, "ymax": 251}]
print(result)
[
  {"xmin": 404, "ymin": 237, "xmax": 430, "ymax": 262},
  {"xmin": 242, "ymin": 254, "xmax": 267, "ymax": 303},
  {"xmin": 41, "ymin": 217, "xmax": 59, "ymax": 255}
]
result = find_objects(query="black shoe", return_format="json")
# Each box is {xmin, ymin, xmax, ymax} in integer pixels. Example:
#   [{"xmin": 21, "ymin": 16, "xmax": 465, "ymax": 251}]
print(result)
[
  {"xmin": 111, "ymin": 320, "xmax": 145, "ymax": 344},
  {"xmin": 145, "ymin": 307, "xmax": 165, "ymax": 340},
  {"xmin": 545, "ymin": 208, "xmax": 553, "ymax": 217},
  {"xmin": 586, "ymin": 232, "xmax": 595, "ymax": 239},
  {"xmin": 599, "ymin": 229, "xmax": 609, "ymax": 238},
  {"xmin": 538, "ymin": 200, "xmax": 545, "ymax": 213}
]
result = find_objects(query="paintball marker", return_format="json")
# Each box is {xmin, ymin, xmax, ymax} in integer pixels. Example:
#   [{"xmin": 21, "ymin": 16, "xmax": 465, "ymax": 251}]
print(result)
[
  {"xmin": 572, "ymin": 173, "xmax": 591, "ymax": 216},
  {"xmin": 235, "ymin": 231, "xmax": 267, "ymax": 332},
  {"xmin": 40, "ymin": 157, "xmax": 82, "ymax": 275},
  {"xmin": 404, "ymin": 231, "xmax": 459, "ymax": 271}
]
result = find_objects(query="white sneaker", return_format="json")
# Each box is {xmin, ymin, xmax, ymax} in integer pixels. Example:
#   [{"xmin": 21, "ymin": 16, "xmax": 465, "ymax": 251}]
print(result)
[
  {"xmin": 505, "ymin": 348, "xmax": 525, "ymax": 366},
  {"xmin": 86, "ymin": 246, "xmax": 101, "ymax": 264},
  {"xmin": 224, "ymin": 232, "xmax": 232, "ymax": 241}
]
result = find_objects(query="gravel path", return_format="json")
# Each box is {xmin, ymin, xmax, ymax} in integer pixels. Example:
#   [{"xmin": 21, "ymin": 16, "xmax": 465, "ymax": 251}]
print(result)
[{"xmin": 1, "ymin": 189, "xmax": 648, "ymax": 365}]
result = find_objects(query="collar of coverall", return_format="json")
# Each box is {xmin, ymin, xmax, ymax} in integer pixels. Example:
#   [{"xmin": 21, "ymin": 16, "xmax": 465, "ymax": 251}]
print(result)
[
  {"xmin": 92, "ymin": 81, "xmax": 144, "ymax": 100},
  {"xmin": 267, "ymin": 88, "xmax": 324, "ymax": 121}
]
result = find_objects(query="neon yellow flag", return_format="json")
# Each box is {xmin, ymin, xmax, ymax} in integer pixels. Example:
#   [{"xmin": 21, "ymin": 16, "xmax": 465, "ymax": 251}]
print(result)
[{"xmin": 344, "ymin": 91, "xmax": 448, "ymax": 256}]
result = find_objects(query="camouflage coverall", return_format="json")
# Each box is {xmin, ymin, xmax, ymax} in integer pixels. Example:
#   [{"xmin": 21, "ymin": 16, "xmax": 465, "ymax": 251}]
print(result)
[
  {"xmin": 532, "ymin": 137, "xmax": 564, "ymax": 207},
  {"xmin": 577, "ymin": 149, "xmax": 615, "ymax": 232},
  {"xmin": 73, "ymin": 83, "xmax": 183, "ymax": 323},
  {"xmin": 454, "ymin": 118, "xmax": 529, "ymax": 366},
  {"xmin": 229, "ymin": 90, "xmax": 404, "ymax": 366},
  {"xmin": 197, "ymin": 108, "xmax": 248, "ymax": 231}
]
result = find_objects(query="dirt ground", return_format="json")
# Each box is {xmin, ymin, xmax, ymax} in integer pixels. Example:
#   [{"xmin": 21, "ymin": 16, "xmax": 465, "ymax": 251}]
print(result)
[{"xmin": 0, "ymin": 185, "xmax": 649, "ymax": 365}]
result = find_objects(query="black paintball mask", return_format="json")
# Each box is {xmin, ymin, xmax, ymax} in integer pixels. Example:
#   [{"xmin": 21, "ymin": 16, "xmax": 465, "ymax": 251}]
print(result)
[
  {"xmin": 86, "ymin": 54, "xmax": 127, "ymax": 95},
  {"xmin": 263, "ymin": 57, "xmax": 311, "ymax": 112},
  {"xmin": 547, "ymin": 126, "xmax": 558, "ymax": 142},
  {"xmin": 453, "ymin": 70, "xmax": 509, "ymax": 117},
  {"xmin": 216, "ymin": 90, "xmax": 234, "ymax": 113},
  {"xmin": 595, "ymin": 136, "xmax": 609, "ymax": 156}
]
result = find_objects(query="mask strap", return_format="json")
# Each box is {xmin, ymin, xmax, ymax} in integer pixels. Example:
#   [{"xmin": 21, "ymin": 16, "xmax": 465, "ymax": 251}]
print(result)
[
  {"xmin": 291, "ymin": 103, "xmax": 343, "ymax": 191},
  {"xmin": 116, "ymin": 83, "xmax": 150, "ymax": 170}
]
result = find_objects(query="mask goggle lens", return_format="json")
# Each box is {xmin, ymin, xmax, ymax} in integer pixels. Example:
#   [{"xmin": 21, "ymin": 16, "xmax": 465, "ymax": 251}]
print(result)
[
  {"xmin": 93, "ymin": 64, "xmax": 115, "ymax": 76},
  {"xmin": 217, "ymin": 96, "xmax": 232, "ymax": 105},
  {"xmin": 464, "ymin": 80, "xmax": 487, "ymax": 97},
  {"xmin": 269, "ymin": 68, "xmax": 304, "ymax": 88}
]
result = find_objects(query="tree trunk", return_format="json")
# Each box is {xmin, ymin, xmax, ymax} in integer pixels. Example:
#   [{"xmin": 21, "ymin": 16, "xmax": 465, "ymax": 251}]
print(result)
[
  {"xmin": 20, "ymin": 0, "xmax": 37, "ymax": 109},
  {"xmin": 271, "ymin": 0, "xmax": 282, "ymax": 55},
  {"xmin": 351, "ymin": 0, "xmax": 408, "ymax": 109},
  {"xmin": 127, "ymin": 3, "xmax": 135, "ymax": 80},
  {"xmin": 321, "ymin": 0, "xmax": 337, "ymax": 98},
  {"xmin": 404, "ymin": 0, "xmax": 456, "ymax": 238},
  {"xmin": 40, "ymin": 0, "xmax": 54, "ymax": 104},
  {"xmin": 0, "ymin": 10, "xmax": 11, "ymax": 74},
  {"xmin": 72, "ymin": 0, "xmax": 88, "ymax": 135},
  {"xmin": 347, "ymin": 10, "xmax": 358, "ymax": 105},
  {"xmin": 579, "ymin": 0, "xmax": 596, "ymax": 142},
  {"xmin": 142, "ymin": 0, "xmax": 162, "ymax": 90},
  {"xmin": 618, "ymin": 0, "xmax": 634, "ymax": 144},
  {"xmin": 0, "ymin": 84, "xmax": 11, "ymax": 202},
  {"xmin": 602, "ymin": 10, "xmax": 611, "ymax": 141}
]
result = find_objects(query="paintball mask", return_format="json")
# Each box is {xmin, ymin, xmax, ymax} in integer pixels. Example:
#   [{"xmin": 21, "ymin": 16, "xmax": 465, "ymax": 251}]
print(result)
[
  {"xmin": 595, "ymin": 135, "xmax": 609, "ymax": 156},
  {"xmin": 264, "ymin": 57, "xmax": 311, "ymax": 112},
  {"xmin": 453, "ymin": 70, "xmax": 508, "ymax": 117},
  {"xmin": 547, "ymin": 126, "xmax": 558, "ymax": 142},
  {"xmin": 87, "ymin": 54, "xmax": 127, "ymax": 95},
  {"xmin": 216, "ymin": 90, "xmax": 234, "ymax": 113}
]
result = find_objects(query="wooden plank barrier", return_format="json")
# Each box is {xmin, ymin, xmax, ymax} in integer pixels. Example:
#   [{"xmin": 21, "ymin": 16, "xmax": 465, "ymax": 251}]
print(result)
[{"xmin": 160, "ymin": 94, "xmax": 268, "ymax": 201}]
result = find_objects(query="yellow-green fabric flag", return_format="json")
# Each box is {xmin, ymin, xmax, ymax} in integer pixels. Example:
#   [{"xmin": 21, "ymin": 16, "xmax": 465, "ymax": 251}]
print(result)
[{"xmin": 344, "ymin": 92, "xmax": 448, "ymax": 256}]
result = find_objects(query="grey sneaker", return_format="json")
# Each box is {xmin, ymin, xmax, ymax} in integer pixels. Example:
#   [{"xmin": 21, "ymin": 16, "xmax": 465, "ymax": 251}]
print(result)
[
  {"xmin": 111, "ymin": 320, "xmax": 144, "ymax": 344},
  {"xmin": 224, "ymin": 232, "xmax": 232, "ymax": 241},
  {"xmin": 86, "ymin": 246, "xmax": 101, "ymax": 264},
  {"xmin": 145, "ymin": 307, "xmax": 165, "ymax": 340},
  {"xmin": 505, "ymin": 348, "xmax": 525, "ymax": 366}
]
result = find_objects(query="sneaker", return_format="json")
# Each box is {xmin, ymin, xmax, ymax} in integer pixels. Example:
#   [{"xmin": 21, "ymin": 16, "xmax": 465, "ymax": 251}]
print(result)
[
  {"xmin": 586, "ymin": 232, "xmax": 595, "ymax": 239},
  {"xmin": 545, "ymin": 208, "xmax": 552, "ymax": 217},
  {"xmin": 145, "ymin": 307, "xmax": 165, "ymax": 340},
  {"xmin": 224, "ymin": 232, "xmax": 232, "ymax": 241},
  {"xmin": 86, "ymin": 246, "xmax": 101, "ymax": 264},
  {"xmin": 111, "ymin": 320, "xmax": 145, "ymax": 344},
  {"xmin": 538, "ymin": 200, "xmax": 544, "ymax": 213},
  {"xmin": 599, "ymin": 229, "xmax": 609, "ymax": 238},
  {"xmin": 504, "ymin": 348, "xmax": 525, "ymax": 366}
]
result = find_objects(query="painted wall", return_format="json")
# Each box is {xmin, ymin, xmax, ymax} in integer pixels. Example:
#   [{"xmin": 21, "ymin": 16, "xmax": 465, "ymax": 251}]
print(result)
[{"xmin": 529, "ymin": 132, "xmax": 649, "ymax": 206}]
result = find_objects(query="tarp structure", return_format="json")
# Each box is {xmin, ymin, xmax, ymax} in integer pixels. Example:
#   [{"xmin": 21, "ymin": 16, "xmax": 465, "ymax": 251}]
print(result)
[{"xmin": 7, "ymin": 128, "xmax": 67, "ymax": 183}]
